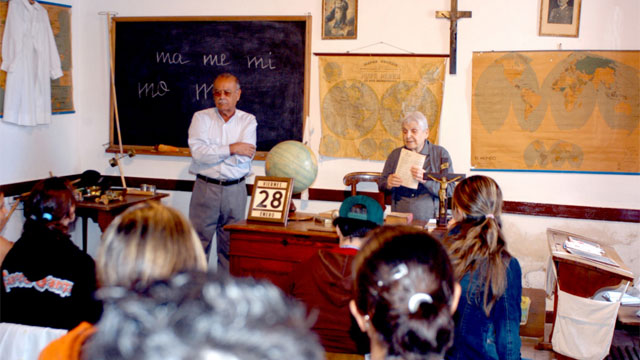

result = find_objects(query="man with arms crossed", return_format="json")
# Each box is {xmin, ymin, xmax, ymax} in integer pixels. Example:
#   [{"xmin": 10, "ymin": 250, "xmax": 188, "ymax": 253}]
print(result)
[{"xmin": 188, "ymin": 73, "xmax": 257, "ymax": 272}]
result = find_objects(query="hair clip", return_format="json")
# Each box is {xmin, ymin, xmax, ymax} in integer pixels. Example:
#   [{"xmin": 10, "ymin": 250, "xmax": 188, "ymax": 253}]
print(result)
[
  {"xmin": 390, "ymin": 263, "xmax": 408, "ymax": 281},
  {"xmin": 42, "ymin": 213, "xmax": 53, "ymax": 221},
  {"xmin": 485, "ymin": 214, "xmax": 495, "ymax": 219},
  {"xmin": 408, "ymin": 292, "xmax": 433, "ymax": 313}
]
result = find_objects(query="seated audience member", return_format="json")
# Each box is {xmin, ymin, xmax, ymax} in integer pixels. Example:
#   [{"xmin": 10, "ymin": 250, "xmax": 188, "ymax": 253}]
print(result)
[
  {"xmin": 285, "ymin": 195, "xmax": 383, "ymax": 354},
  {"xmin": 350, "ymin": 225, "xmax": 461, "ymax": 360},
  {"xmin": 83, "ymin": 270, "xmax": 325, "ymax": 360},
  {"xmin": 39, "ymin": 201, "xmax": 207, "ymax": 360},
  {"xmin": 0, "ymin": 191, "xmax": 14, "ymax": 265},
  {"xmin": 444, "ymin": 175, "xmax": 522, "ymax": 360},
  {"xmin": 1, "ymin": 177, "xmax": 101, "ymax": 330}
]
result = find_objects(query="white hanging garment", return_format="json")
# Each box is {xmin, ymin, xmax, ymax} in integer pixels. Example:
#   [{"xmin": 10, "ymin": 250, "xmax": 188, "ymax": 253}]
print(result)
[{"xmin": 1, "ymin": 0, "xmax": 63, "ymax": 126}]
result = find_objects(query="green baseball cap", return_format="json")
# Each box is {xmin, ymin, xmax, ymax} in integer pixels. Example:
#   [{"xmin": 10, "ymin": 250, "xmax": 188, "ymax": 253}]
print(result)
[{"xmin": 338, "ymin": 195, "xmax": 384, "ymax": 226}]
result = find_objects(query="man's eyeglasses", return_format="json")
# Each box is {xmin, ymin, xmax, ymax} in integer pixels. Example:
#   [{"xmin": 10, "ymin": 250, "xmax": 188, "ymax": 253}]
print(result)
[{"xmin": 213, "ymin": 89, "xmax": 236, "ymax": 97}]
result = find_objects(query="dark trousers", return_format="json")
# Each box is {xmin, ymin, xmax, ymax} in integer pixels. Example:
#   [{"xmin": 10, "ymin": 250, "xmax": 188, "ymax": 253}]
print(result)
[{"xmin": 189, "ymin": 177, "xmax": 247, "ymax": 272}]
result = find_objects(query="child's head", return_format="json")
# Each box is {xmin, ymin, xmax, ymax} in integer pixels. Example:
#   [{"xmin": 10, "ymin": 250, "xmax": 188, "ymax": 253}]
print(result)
[
  {"xmin": 97, "ymin": 201, "xmax": 207, "ymax": 288},
  {"xmin": 24, "ymin": 177, "xmax": 76, "ymax": 233},
  {"xmin": 448, "ymin": 175, "xmax": 509, "ymax": 316},
  {"xmin": 451, "ymin": 175, "xmax": 503, "ymax": 223},
  {"xmin": 350, "ymin": 225, "xmax": 460, "ymax": 360},
  {"xmin": 333, "ymin": 195, "xmax": 383, "ymax": 244}
]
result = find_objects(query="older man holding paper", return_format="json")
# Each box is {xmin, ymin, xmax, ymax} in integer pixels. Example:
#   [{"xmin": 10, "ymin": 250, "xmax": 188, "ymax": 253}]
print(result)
[{"xmin": 379, "ymin": 111, "xmax": 454, "ymax": 221}]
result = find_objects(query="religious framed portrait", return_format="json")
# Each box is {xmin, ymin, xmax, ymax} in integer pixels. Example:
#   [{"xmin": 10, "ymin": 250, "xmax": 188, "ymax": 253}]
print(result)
[
  {"xmin": 539, "ymin": 0, "xmax": 582, "ymax": 37},
  {"xmin": 322, "ymin": 0, "xmax": 357, "ymax": 40}
]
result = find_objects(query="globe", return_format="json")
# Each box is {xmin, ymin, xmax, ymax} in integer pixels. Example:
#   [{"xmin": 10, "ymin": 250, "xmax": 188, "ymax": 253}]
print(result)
[{"xmin": 265, "ymin": 140, "xmax": 318, "ymax": 194}]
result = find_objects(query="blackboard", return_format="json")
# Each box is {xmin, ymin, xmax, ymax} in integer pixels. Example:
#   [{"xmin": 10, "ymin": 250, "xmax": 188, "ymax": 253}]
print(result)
[{"xmin": 108, "ymin": 16, "xmax": 311, "ymax": 158}]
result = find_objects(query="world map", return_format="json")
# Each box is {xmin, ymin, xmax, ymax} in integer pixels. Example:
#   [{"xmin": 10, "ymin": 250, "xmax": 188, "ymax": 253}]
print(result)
[
  {"xmin": 318, "ymin": 55, "xmax": 446, "ymax": 160},
  {"xmin": 0, "ymin": 1, "xmax": 73, "ymax": 116},
  {"xmin": 472, "ymin": 51, "xmax": 639, "ymax": 173}
]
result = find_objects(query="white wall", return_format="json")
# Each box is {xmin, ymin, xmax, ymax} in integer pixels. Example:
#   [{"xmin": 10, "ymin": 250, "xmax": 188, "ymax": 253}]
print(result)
[{"xmin": 1, "ymin": 0, "xmax": 639, "ymax": 288}]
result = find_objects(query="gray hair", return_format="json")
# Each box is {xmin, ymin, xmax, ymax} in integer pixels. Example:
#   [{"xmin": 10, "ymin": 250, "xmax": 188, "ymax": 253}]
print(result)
[
  {"xmin": 83, "ymin": 271, "xmax": 324, "ymax": 360},
  {"xmin": 402, "ymin": 111, "xmax": 429, "ymax": 131},
  {"xmin": 215, "ymin": 72, "xmax": 241, "ymax": 90}
]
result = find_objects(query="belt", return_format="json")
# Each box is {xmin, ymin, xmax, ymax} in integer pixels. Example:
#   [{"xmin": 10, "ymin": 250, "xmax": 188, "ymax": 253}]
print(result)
[{"xmin": 197, "ymin": 174, "xmax": 245, "ymax": 186}]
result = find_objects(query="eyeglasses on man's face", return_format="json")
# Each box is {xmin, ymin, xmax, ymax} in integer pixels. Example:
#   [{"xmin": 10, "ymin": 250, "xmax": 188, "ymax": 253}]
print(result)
[{"xmin": 213, "ymin": 89, "xmax": 236, "ymax": 97}]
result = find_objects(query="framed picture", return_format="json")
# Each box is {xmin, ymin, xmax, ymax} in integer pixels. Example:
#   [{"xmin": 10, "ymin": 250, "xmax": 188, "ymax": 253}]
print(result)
[
  {"xmin": 322, "ymin": 0, "xmax": 357, "ymax": 40},
  {"xmin": 539, "ymin": 0, "xmax": 582, "ymax": 37},
  {"xmin": 247, "ymin": 176, "xmax": 294, "ymax": 225}
]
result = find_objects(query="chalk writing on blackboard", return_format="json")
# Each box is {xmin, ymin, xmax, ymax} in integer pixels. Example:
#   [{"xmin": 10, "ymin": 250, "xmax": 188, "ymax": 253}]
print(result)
[{"xmin": 108, "ymin": 16, "xmax": 311, "ymax": 158}]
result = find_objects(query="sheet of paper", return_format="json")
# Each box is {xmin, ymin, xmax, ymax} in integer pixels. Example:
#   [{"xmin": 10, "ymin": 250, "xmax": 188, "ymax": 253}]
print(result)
[{"xmin": 395, "ymin": 148, "xmax": 426, "ymax": 189}]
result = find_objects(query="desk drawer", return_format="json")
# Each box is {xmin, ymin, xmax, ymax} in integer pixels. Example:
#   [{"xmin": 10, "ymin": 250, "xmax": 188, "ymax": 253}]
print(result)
[
  {"xmin": 229, "ymin": 230, "xmax": 338, "ymax": 290},
  {"xmin": 229, "ymin": 236, "xmax": 336, "ymax": 262},
  {"xmin": 230, "ymin": 256, "xmax": 296, "ymax": 290}
]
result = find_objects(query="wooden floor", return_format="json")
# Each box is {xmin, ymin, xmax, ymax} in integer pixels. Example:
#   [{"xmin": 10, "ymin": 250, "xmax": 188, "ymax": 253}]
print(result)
[
  {"xmin": 520, "ymin": 323, "xmax": 640, "ymax": 360},
  {"xmin": 326, "ymin": 324, "xmax": 640, "ymax": 360},
  {"xmin": 521, "ymin": 336, "xmax": 555, "ymax": 360}
]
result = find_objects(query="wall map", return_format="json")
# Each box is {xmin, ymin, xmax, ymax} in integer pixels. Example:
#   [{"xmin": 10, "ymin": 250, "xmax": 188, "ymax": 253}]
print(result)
[{"xmin": 472, "ymin": 51, "xmax": 639, "ymax": 174}]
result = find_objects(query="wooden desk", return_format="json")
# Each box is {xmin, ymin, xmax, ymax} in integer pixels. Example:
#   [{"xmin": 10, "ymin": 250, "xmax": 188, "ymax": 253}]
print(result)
[
  {"xmin": 226, "ymin": 214, "xmax": 339, "ymax": 290},
  {"xmin": 546, "ymin": 228, "xmax": 634, "ymax": 344},
  {"xmin": 618, "ymin": 305, "xmax": 640, "ymax": 327},
  {"xmin": 521, "ymin": 288, "xmax": 546, "ymax": 340},
  {"xmin": 75, "ymin": 192, "xmax": 169, "ymax": 252}
]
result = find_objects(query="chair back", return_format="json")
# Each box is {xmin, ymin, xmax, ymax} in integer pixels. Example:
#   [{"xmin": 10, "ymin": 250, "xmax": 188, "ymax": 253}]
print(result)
[
  {"xmin": 0, "ymin": 322, "xmax": 67, "ymax": 360},
  {"xmin": 343, "ymin": 172, "xmax": 386, "ymax": 211}
]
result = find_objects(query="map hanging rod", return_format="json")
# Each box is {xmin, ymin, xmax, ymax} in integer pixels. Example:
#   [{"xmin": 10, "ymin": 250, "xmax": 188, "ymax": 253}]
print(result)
[
  {"xmin": 313, "ymin": 52, "xmax": 448, "ymax": 58},
  {"xmin": 98, "ymin": 11, "xmax": 118, "ymax": 17},
  {"xmin": 348, "ymin": 41, "xmax": 414, "ymax": 54},
  {"xmin": 313, "ymin": 41, "xmax": 448, "ymax": 57}
]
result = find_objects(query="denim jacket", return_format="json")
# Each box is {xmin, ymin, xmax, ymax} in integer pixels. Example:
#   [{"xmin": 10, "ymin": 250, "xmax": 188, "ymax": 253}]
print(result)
[{"xmin": 445, "ymin": 257, "xmax": 522, "ymax": 360}]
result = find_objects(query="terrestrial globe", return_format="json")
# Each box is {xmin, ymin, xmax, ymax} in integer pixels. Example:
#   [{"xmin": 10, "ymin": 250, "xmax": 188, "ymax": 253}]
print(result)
[{"xmin": 265, "ymin": 140, "xmax": 318, "ymax": 194}]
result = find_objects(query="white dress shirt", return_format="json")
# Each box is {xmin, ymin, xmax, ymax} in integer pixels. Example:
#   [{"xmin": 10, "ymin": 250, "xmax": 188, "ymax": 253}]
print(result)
[{"xmin": 188, "ymin": 107, "xmax": 257, "ymax": 180}]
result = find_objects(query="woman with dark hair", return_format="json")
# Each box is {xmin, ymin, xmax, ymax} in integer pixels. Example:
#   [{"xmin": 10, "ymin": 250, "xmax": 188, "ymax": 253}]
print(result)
[
  {"xmin": 1, "ymin": 177, "xmax": 102, "ymax": 330},
  {"xmin": 350, "ymin": 225, "xmax": 461, "ymax": 360},
  {"xmin": 444, "ymin": 175, "xmax": 522, "ymax": 360}
]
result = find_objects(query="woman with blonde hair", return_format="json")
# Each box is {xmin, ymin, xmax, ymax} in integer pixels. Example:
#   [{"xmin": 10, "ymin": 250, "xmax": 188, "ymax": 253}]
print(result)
[
  {"xmin": 96, "ymin": 201, "xmax": 207, "ymax": 288},
  {"xmin": 444, "ymin": 175, "xmax": 522, "ymax": 360},
  {"xmin": 39, "ymin": 201, "xmax": 207, "ymax": 360},
  {"xmin": 350, "ymin": 225, "xmax": 461, "ymax": 360}
]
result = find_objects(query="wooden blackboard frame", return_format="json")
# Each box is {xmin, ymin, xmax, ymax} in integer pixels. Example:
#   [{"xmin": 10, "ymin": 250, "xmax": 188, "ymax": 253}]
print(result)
[{"xmin": 107, "ymin": 16, "xmax": 312, "ymax": 160}]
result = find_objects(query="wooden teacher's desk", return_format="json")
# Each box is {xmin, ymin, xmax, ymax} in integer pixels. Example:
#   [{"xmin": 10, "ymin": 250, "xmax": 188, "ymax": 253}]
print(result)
[
  {"xmin": 75, "ymin": 192, "xmax": 169, "ymax": 252},
  {"xmin": 226, "ymin": 214, "xmax": 339, "ymax": 290},
  {"xmin": 227, "ymin": 217, "xmax": 548, "ymax": 339}
]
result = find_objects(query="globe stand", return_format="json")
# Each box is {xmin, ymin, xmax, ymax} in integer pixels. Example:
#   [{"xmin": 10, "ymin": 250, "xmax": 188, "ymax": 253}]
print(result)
[{"xmin": 287, "ymin": 199, "xmax": 313, "ymax": 221}]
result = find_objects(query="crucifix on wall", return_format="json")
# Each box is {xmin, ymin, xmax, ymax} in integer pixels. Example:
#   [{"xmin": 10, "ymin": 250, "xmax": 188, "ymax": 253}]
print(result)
[{"xmin": 436, "ymin": 0, "xmax": 472, "ymax": 74}]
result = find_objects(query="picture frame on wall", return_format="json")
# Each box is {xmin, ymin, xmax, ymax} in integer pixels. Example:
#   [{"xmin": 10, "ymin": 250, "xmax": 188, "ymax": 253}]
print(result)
[
  {"xmin": 539, "ymin": 0, "xmax": 582, "ymax": 37},
  {"xmin": 322, "ymin": 0, "xmax": 357, "ymax": 39}
]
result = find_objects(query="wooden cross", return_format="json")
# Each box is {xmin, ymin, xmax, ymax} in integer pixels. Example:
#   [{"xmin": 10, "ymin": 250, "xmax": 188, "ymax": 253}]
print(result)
[
  {"xmin": 436, "ymin": 0, "xmax": 472, "ymax": 75},
  {"xmin": 424, "ymin": 171, "xmax": 466, "ymax": 226}
]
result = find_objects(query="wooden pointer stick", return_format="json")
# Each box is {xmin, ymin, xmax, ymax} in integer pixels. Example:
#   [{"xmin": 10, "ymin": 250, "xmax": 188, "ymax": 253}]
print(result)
[{"xmin": 0, "ymin": 196, "xmax": 22, "ymax": 234}]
